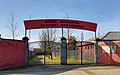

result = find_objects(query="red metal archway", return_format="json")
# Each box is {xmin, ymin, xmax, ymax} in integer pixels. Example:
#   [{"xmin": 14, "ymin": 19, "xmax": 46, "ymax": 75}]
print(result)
[
  {"xmin": 24, "ymin": 19, "xmax": 97, "ymax": 32},
  {"xmin": 24, "ymin": 19, "xmax": 97, "ymax": 65},
  {"xmin": 24, "ymin": 19, "xmax": 97, "ymax": 38}
]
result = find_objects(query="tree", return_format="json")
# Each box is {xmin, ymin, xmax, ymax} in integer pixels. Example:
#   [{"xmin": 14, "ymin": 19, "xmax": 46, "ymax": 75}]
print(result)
[
  {"xmin": 5, "ymin": 12, "xmax": 18, "ymax": 39},
  {"xmin": 68, "ymin": 36, "xmax": 77, "ymax": 50},
  {"xmin": 39, "ymin": 28, "xmax": 57, "ymax": 59}
]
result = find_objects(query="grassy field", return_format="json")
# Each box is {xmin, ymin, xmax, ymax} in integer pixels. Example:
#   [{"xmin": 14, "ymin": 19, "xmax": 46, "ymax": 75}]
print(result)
[{"xmin": 29, "ymin": 55, "xmax": 93, "ymax": 65}]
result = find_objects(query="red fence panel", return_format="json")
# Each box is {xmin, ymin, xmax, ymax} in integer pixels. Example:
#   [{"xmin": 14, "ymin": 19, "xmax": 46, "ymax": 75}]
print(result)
[{"xmin": 0, "ymin": 40, "xmax": 26, "ymax": 68}]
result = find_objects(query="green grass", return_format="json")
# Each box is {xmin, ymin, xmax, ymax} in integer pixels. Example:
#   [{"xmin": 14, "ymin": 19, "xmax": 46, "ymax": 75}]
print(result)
[
  {"xmin": 45, "ymin": 56, "xmax": 60, "ymax": 64},
  {"xmin": 29, "ymin": 55, "xmax": 60, "ymax": 65},
  {"xmin": 29, "ymin": 55, "xmax": 93, "ymax": 65},
  {"xmin": 67, "ymin": 57, "xmax": 80, "ymax": 64}
]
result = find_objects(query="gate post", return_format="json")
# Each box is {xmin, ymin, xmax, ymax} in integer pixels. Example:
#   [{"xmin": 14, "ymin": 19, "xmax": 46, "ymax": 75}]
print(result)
[
  {"xmin": 22, "ymin": 37, "xmax": 29, "ymax": 65},
  {"xmin": 61, "ymin": 37, "xmax": 67, "ymax": 65},
  {"xmin": 95, "ymin": 38, "xmax": 99, "ymax": 64}
]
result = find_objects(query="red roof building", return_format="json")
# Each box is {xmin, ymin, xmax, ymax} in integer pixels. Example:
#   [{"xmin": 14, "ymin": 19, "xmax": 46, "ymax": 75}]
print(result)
[{"xmin": 78, "ymin": 32, "xmax": 120, "ymax": 65}]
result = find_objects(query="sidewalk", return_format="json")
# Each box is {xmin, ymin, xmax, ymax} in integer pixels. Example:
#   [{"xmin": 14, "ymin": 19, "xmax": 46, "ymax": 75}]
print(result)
[{"xmin": 0, "ymin": 65, "xmax": 120, "ymax": 75}]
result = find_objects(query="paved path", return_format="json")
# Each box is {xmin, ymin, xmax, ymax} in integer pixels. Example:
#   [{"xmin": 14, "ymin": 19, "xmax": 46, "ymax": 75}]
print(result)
[{"xmin": 0, "ymin": 65, "xmax": 120, "ymax": 75}]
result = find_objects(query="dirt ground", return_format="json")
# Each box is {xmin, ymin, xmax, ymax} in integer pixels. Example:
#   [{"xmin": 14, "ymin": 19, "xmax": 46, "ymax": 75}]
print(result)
[{"xmin": 0, "ymin": 65, "xmax": 120, "ymax": 75}]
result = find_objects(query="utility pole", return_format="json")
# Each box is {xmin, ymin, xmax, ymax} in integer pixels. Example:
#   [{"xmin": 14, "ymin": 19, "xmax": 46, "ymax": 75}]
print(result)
[
  {"xmin": 81, "ymin": 32, "xmax": 84, "ymax": 41},
  {"xmin": 66, "ymin": 13, "xmax": 69, "ymax": 39},
  {"xmin": 29, "ymin": 14, "xmax": 31, "ymax": 40},
  {"xmin": 98, "ymin": 32, "xmax": 100, "ymax": 36},
  {"xmin": 66, "ymin": 13, "xmax": 70, "ymax": 58}
]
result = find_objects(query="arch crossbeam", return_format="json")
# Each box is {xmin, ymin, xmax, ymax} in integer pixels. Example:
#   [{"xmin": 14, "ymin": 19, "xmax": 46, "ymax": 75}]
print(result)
[{"xmin": 24, "ymin": 19, "xmax": 97, "ymax": 32}]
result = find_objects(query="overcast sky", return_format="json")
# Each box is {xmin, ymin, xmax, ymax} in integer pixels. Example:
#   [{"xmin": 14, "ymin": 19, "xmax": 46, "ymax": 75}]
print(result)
[{"xmin": 0, "ymin": 0, "xmax": 120, "ymax": 41}]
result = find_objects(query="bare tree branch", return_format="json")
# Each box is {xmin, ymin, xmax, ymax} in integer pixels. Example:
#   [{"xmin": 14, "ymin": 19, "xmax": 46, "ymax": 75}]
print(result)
[
  {"xmin": 38, "ymin": 28, "xmax": 57, "ymax": 58},
  {"xmin": 5, "ymin": 12, "xmax": 18, "ymax": 39}
]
